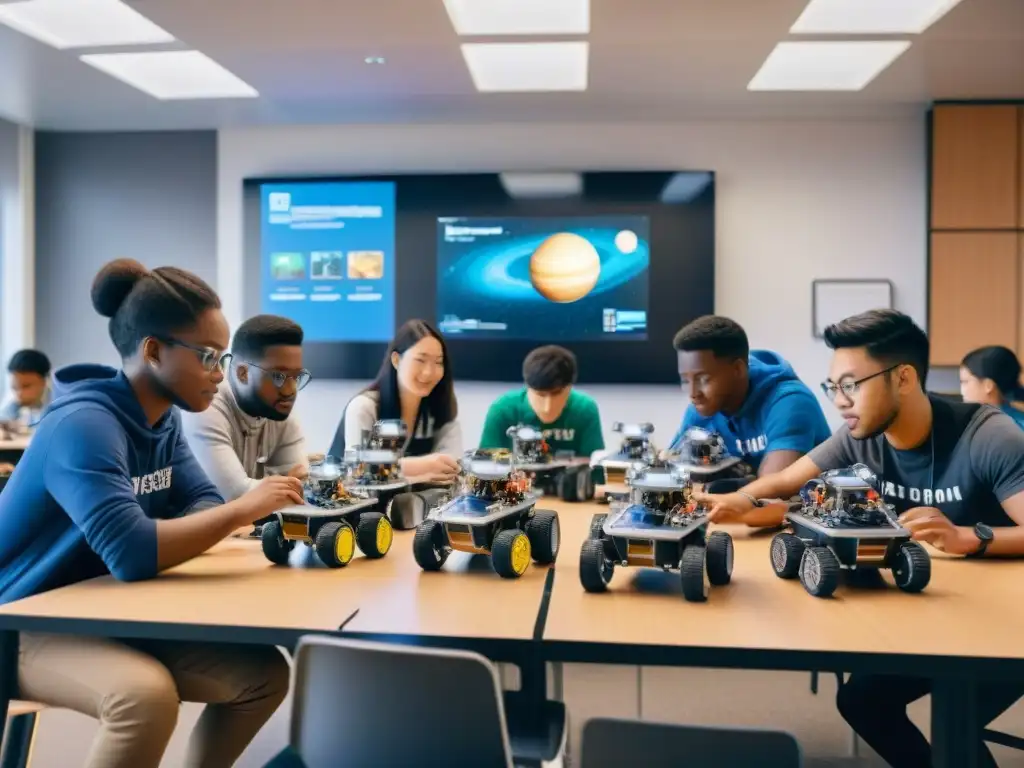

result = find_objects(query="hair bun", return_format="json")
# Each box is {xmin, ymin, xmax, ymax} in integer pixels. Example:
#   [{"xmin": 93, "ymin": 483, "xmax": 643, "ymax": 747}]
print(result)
[{"xmin": 91, "ymin": 258, "xmax": 150, "ymax": 318}]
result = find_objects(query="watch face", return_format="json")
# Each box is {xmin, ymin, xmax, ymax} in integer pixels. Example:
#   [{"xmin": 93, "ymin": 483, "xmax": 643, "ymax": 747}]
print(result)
[{"xmin": 976, "ymin": 523, "xmax": 994, "ymax": 541}]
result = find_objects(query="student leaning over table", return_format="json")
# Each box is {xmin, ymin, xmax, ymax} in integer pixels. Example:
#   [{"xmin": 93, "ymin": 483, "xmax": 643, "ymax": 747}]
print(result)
[
  {"xmin": 694, "ymin": 309, "xmax": 1024, "ymax": 768},
  {"xmin": 0, "ymin": 259, "xmax": 305, "ymax": 768}
]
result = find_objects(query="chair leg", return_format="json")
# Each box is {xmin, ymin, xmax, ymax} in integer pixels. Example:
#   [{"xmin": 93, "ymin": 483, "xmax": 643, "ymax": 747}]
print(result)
[{"xmin": 1, "ymin": 713, "xmax": 38, "ymax": 768}]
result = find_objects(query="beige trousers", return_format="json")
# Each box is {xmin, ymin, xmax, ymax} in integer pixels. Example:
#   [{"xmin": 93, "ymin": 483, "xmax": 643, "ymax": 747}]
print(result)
[{"xmin": 17, "ymin": 632, "xmax": 290, "ymax": 768}]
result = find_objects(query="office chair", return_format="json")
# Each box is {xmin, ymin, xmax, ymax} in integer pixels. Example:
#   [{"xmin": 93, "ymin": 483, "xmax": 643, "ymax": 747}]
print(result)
[
  {"xmin": 289, "ymin": 635, "xmax": 566, "ymax": 768},
  {"xmin": 579, "ymin": 717, "xmax": 802, "ymax": 768}
]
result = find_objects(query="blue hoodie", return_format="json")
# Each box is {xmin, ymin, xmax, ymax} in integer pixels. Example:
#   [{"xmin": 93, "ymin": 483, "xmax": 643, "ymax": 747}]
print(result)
[
  {"xmin": 669, "ymin": 350, "xmax": 832, "ymax": 472},
  {"xmin": 0, "ymin": 364, "xmax": 224, "ymax": 604}
]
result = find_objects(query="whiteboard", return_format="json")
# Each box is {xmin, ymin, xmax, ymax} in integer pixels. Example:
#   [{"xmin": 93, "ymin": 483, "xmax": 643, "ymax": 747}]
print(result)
[{"xmin": 812, "ymin": 280, "xmax": 893, "ymax": 338}]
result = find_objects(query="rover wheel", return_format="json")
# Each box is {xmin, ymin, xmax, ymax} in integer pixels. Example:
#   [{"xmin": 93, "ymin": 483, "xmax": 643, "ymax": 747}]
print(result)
[
  {"xmin": 588, "ymin": 513, "xmax": 608, "ymax": 540},
  {"xmin": 579, "ymin": 539, "xmax": 614, "ymax": 592},
  {"xmin": 799, "ymin": 546, "xmax": 840, "ymax": 598},
  {"xmin": 576, "ymin": 467, "xmax": 592, "ymax": 502},
  {"xmin": 559, "ymin": 469, "xmax": 580, "ymax": 502},
  {"xmin": 770, "ymin": 532, "xmax": 805, "ymax": 579},
  {"xmin": 892, "ymin": 540, "xmax": 931, "ymax": 593},
  {"xmin": 260, "ymin": 520, "xmax": 294, "ymax": 565},
  {"xmin": 412, "ymin": 519, "xmax": 450, "ymax": 571},
  {"xmin": 705, "ymin": 531, "xmax": 734, "ymax": 586},
  {"xmin": 680, "ymin": 544, "xmax": 709, "ymax": 602},
  {"xmin": 356, "ymin": 511, "xmax": 393, "ymax": 559},
  {"xmin": 314, "ymin": 521, "xmax": 356, "ymax": 568},
  {"xmin": 492, "ymin": 529, "xmax": 532, "ymax": 579},
  {"xmin": 525, "ymin": 509, "xmax": 560, "ymax": 564}
]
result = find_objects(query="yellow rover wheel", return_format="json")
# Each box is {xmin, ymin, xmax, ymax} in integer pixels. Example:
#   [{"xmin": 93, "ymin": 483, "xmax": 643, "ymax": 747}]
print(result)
[
  {"xmin": 356, "ymin": 512, "xmax": 393, "ymax": 559},
  {"xmin": 492, "ymin": 529, "xmax": 532, "ymax": 579},
  {"xmin": 315, "ymin": 521, "xmax": 356, "ymax": 568}
]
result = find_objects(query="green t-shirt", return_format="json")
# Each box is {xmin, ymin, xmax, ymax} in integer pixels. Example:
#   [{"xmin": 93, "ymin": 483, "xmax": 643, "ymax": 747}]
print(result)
[{"xmin": 479, "ymin": 388, "xmax": 605, "ymax": 457}]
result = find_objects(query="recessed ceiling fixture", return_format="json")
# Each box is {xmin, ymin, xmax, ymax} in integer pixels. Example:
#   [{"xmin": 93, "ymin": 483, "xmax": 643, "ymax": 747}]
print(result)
[
  {"xmin": 443, "ymin": 0, "xmax": 589, "ymax": 36},
  {"xmin": 461, "ymin": 41, "xmax": 588, "ymax": 92},
  {"xmin": 499, "ymin": 172, "xmax": 583, "ymax": 198},
  {"xmin": 747, "ymin": 41, "xmax": 911, "ymax": 92},
  {"xmin": 364, "ymin": 56, "xmax": 385, "ymax": 65},
  {"xmin": 80, "ymin": 50, "xmax": 259, "ymax": 100},
  {"xmin": 790, "ymin": 0, "xmax": 964, "ymax": 34},
  {"xmin": 0, "ymin": 0, "xmax": 175, "ymax": 49}
]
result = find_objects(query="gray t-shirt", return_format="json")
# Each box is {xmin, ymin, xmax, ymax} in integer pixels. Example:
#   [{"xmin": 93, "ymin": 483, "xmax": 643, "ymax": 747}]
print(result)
[{"xmin": 808, "ymin": 397, "xmax": 1024, "ymax": 527}]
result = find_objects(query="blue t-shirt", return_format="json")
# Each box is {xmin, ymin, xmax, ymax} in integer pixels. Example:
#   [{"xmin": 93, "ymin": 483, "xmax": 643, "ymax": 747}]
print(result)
[
  {"xmin": 1001, "ymin": 403, "xmax": 1024, "ymax": 430},
  {"xmin": 669, "ymin": 350, "xmax": 832, "ymax": 472},
  {"xmin": 0, "ymin": 364, "xmax": 224, "ymax": 604}
]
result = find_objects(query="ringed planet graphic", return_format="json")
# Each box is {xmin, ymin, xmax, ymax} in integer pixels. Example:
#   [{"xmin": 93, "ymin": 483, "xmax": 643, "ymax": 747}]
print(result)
[{"xmin": 529, "ymin": 232, "xmax": 601, "ymax": 303}]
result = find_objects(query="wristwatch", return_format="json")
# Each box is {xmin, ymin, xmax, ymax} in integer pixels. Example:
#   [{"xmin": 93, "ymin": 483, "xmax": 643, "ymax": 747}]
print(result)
[
  {"xmin": 966, "ymin": 523, "xmax": 994, "ymax": 558},
  {"xmin": 737, "ymin": 491, "xmax": 763, "ymax": 508}
]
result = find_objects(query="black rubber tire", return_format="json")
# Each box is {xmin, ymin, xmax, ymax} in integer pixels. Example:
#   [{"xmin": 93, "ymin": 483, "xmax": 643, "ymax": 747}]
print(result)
[
  {"xmin": 579, "ymin": 539, "xmax": 614, "ymax": 593},
  {"xmin": 491, "ymin": 528, "xmax": 532, "ymax": 579},
  {"xmin": 799, "ymin": 546, "xmax": 841, "ymax": 597},
  {"xmin": 770, "ymin": 532, "xmax": 806, "ymax": 579},
  {"xmin": 576, "ymin": 467, "xmax": 591, "ymax": 502},
  {"xmin": 260, "ymin": 519, "xmax": 293, "ymax": 566},
  {"xmin": 892, "ymin": 540, "xmax": 931, "ymax": 593},
  {"xmin": 583, "ymin": 469, "xmax": 596, "ymax": 500},
  {"xmin": 588, "ymin": 513, "xmax": 608, "ymax": 540},
  {"xmin": 525, "ymin": 509, "xmax": 560, "ymax": 564},
  {"xmin": 356, "ymin": 511, "xmax": 393, "ymax": 559},
  {"xmin": 680, "ymin": 544, "xmax": 709, "ymax": 602},
  {"xmin": 314, "ymin": 521, "xmax": 355, "ymax": 568},
  {"xmin": 412, "ymin": 519, "xmax": 449, "ymax": 571},
  {"xmin": 559, "ymin": 468, "xmax": 580, "ymax": 502},
  {"xmin": 705, "ymin": 530, "xmax": 734, "ymax": 586}
]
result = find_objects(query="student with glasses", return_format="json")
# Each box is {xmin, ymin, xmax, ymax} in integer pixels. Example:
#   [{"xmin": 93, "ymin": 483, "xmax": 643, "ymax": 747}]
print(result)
[
  {"xmin": 182, "ymin": 314, "xmax": 314, "ymax": 501},
  {"xmin": 695, "ymin": 309, "xmax": 1024, "ymax": 767},
  {"xmin": 0, "ymin": 259, "xmax": 304, "ymax": 768}
]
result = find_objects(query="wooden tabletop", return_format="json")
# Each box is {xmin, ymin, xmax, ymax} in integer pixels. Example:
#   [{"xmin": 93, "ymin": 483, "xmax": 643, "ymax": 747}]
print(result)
[
  {"xmin": 341, "ymin": 523, "xmax": 554, "ymax": 641},
  {"xmin": 544, "ymin": 503, "xmax": 1024, "ymax": 662},
  {"xmin": 0, "ymin": 537, "xmax": 362, "ymax": 636},
  {"xmin": 0, "ymin": 437, "xmax": 29, "ymax": 451}
]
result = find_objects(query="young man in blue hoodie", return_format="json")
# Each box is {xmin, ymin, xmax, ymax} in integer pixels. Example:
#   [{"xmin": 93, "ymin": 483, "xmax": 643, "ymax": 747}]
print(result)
[
  {"xmin": 668, "ymin": 315, "xmax": 831, "ymax": 477},
  {"xmin": 0, "ymin": 259, "xmax": 305, "ymax": 768}
]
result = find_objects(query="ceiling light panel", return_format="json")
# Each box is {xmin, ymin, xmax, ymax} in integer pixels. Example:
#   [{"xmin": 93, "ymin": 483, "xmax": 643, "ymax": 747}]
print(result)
[
  {"xmin": 747, "ymin": 41, "xmax": 911, "ymax": 92},
  {"xmin": 443, "ymin": 0, "xmax": 589, "ymax": 35},
  {"xmin": 0, "ymin": 0, "xmax": 175, "ymax": 49},
  {"xmin": 790, "ymin": 0, "xmax": 964, "ymax": 34},
  {"xmin": 461, "ymin": 41, "xmax": 588, "ymax": 92},
  {"xmin": 80, "ymin": 50, "xmax": 258, "ymax": 100}
]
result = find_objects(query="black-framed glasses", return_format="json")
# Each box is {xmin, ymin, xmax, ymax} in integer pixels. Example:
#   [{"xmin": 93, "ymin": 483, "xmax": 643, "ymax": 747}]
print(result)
[
  {"xmin": 246, "ymin": 362, "xmax": 312, "ymax": 391},
  {"xmin": 156, "ymin": 337, "xmax": 231, "ymax": 373},
  {"xmin": 821, "ymin": 364, "xmax": 900, "ymax": 401}
]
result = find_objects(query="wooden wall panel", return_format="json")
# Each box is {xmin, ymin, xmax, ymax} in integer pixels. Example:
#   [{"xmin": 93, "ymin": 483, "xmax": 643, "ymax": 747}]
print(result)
[
  {"xmin": 1019, "ymin": 107, "xmax": 1024, "ymax": 228},
  {"xmin": 929, "ymin": 232, "xmax": 1019, "ymax": 366},
  {"xmin": 931, "ymin": 105, "xmax": 1019, "ymax": 230}
]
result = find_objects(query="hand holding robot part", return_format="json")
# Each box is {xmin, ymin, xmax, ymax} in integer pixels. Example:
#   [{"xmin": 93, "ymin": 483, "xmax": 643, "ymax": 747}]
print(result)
[
  {"xmin": 234, "ymin": 475, "xmax": 305, "ymax": 525},
  {"xmin": 898, "ymin": 506, "xmax": 980, "ymax": 555},
  {"xmin": 403, "ymin": 452, "xmax": 460, "ymax": 481}
]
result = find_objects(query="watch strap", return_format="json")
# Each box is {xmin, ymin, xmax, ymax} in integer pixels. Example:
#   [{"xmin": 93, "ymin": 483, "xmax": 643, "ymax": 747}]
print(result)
[{"xmin": 737, "ymin": 491, "xmax": 762, "ymax": 508}]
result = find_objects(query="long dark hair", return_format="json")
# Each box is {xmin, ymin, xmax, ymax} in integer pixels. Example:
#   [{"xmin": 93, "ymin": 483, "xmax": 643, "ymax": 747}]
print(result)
[
  {"xmin": 962, "ymin": 346, "xmax": 1024, "ymax": 401},
  {"xmin": 366, "ymin": 319, "xmax": 457, "ymax": 426}
]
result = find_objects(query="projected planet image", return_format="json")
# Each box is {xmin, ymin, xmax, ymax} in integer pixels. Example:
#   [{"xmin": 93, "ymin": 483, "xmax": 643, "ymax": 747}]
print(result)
[{"xmin": 529, "ymin": 232, "xmax": 601, "ymax": 303}]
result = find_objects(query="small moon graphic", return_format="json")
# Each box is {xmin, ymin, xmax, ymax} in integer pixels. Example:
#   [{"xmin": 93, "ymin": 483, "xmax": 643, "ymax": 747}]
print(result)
[{"xmin": 615, "ymin": 230, "xmax": 638, "ymax": 254}]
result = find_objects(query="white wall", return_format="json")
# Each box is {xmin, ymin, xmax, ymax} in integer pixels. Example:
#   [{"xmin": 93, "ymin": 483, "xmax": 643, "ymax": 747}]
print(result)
[
  {"xmin": 0, "ymin": 118, "xmax": 34, "ymax": 383},
  {"xmin": 218, "ymin": 118, "xmax": 928, "ymax": 452}
]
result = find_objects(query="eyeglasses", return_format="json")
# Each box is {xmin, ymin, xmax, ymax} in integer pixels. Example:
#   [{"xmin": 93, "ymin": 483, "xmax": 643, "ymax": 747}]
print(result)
[
  {"xmin": 821, "ymin": 364, "xmax": 900, "ymax": 401},
  {"xmin": 157, "ymin": 338, "xmax": 231, "ymax": 373},
  {"xmin": 246, "ymin": 362, "xmax": 312, "ymax": 391}
]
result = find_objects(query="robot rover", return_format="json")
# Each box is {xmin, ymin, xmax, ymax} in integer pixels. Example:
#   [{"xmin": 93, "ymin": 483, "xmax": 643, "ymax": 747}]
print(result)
[
  {"xmin": 665, "ymin": 427, "xmax": 755, "ymax": 494},
  {"xmin": 412, "ymin": 449, "xmax": 560, "ymax": 579},
  {"xmin": 769, "ymin": 464, "xmax": 931, "ymax": 598},
  {"xmin": 589, "ymin": 422, "xmax": 657, "ymax": 504},
  {"xmin": 579, "ymin": 458, "xmax": 734, "ymax": 602},
  {"xmin": 506, "ymin": 424, "xmax": 595, "ymax": 502},
  {"xmin": 342, "ymin": 418, "xmax": 445, "ymax": 529},
  {"xmin": 260, "ymin": 456, "xmax": 394, "ymax": 568}
]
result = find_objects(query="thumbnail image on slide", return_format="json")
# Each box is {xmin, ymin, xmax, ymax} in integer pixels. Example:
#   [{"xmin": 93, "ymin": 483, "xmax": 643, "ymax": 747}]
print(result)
[
  {"xmin": 436, "ymin": 216, "xmax": 650, "ymax": 341},
  {"xmin": 260, "ymin": 181, "xmax": 396, "ymax": 342}
]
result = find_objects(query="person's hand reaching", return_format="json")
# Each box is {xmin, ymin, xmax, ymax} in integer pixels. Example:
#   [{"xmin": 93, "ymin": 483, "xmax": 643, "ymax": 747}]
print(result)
[{"xmin": 236, "ymin": 476, "xmax": 305, "ymax": 525}]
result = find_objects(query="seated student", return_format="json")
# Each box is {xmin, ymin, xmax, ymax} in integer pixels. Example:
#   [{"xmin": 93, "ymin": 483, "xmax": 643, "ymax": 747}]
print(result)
[
  {"xmin": 479, "ymin": 344, "xmax": 604, "ymax": 457},
  {"xmin": 0, "ymin": 348, "xmax": 53, "ymax": 428},
  {"xmin": 0, "ymin": 259, "xmax": 305, "ymax": 768},
  {"xmin": 328, "ymin": 319, "xmax": 462, "ymax": 482},
  {"xmin": 668, "ymin": 315, "xmax": 831, "ymax": 476},
  {"xmin": 696, "ymin": 309, "xmax": 1024, "ymax": 768},
  {"xmin": 960, "ymin": 345, "xmax": 1024, "ymax": 429},
  {"xmin": 181, "ymin": 314, "xmax": 311, "ymax": 500}
]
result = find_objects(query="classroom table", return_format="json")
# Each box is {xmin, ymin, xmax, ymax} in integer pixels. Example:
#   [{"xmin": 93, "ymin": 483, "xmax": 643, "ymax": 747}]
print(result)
[{"xmin": 544, "ymin": 505, "xmax": 1024, "ymax": 768}]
